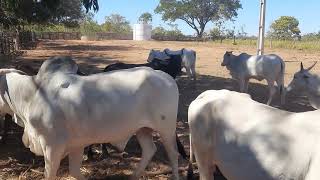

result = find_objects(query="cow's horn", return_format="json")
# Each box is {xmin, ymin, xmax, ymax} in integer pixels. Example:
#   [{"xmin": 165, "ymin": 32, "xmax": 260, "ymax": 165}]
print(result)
[
  {"xmin": 300, "ymin": 62, "xmax": 304, "ymax": 71},
  {"xmin": 307, "ymin": 61, "xmax": 317, "ymax": 71}
]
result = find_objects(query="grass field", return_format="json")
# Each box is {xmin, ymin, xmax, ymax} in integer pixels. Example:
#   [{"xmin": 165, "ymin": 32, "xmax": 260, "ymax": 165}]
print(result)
[
  {"xmin": 0, "ymin": 39, "xmax": 319, "ymax": 179},
  {"xmin": 215, "ymin": 39, "xmax": 320, "ymax": 51}
]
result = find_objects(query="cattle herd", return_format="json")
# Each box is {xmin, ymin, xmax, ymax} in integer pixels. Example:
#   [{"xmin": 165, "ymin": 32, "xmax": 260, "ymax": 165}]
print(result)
[{"xmin": 0, "ymin": 48, "xmax": 319, "ymax": 180}]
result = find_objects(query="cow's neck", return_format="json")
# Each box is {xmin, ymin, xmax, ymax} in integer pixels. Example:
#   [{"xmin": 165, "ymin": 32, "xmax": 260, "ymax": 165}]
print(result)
[{"xmin": 4, "ymin": 73, "xmax": 37, "ymax": 123}]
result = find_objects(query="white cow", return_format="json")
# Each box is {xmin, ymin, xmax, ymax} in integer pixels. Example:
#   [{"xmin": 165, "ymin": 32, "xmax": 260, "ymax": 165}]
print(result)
[
  {"xmin": 147, "ymin": 48, "xmax": 197, "ymax": 80},
  {"xmin": 188, "ymin": 89, "xmax": 320, "ymax": 180},
  {"xmin": 287, "ymin": 62, "xmax": 319, "ymax": 109},
  {"xmin": 221, "ymin": 51, "xmax": 286, "ymax": 105},
  {"xmin": 0, "ymin": 60, "xmax": 181, "ymax": 179}
]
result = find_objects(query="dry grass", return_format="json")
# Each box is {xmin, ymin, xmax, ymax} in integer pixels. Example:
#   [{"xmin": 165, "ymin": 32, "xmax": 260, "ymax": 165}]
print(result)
[{"xmin": 1, "ymin": 39, "xmax": 320, "ymax": 180}]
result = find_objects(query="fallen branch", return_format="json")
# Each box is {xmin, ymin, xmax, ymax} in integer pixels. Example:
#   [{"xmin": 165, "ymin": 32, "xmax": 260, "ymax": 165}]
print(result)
[
  {"xmin": 146, "ymin": 167, "xmax": 188, "ymax": 176},
  {"xmin": 30, "ymin": 169, "xmax": 44, "ymax": 174},
  {"xmin": 19, "ymin": 164, "xmax": 33, "ymax": 180}
]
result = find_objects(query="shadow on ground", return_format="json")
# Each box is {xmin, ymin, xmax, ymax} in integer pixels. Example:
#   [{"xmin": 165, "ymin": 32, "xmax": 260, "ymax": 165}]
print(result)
[{"xmin": 38, "ymin": 41, "xmax": 133, "ymax": 52}]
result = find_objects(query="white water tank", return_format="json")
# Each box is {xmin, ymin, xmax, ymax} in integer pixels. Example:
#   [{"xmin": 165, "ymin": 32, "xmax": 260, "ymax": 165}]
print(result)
[{"xmin": 133, "ymin": 23, "xmax": 152, "ymax": 41}]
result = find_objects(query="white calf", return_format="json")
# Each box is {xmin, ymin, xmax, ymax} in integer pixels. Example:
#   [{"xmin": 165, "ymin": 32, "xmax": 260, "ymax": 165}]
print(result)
[{"xmin": 221, "ymin": 51, "xmax": 286, "ymax": 105}]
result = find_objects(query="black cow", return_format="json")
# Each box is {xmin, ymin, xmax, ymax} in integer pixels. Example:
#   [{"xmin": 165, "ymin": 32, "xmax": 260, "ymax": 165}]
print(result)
[{"xmin": 104, "ymin": 55, "xmax": 182, "ymax": 79}]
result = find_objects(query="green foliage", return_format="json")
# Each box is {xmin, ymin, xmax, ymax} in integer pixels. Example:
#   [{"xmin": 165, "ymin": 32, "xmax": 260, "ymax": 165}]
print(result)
[
  {"xmin": 80, "ymin": 19, "xmax": 102, "ymax": 36},
  {"xmin": 0, "ymin": 0, "xmax": 61, "ymax": 27},
  {"xmin": 50, "ymin": 0, "xmax": 85, "ymax": 28},
  {"xmin": 82, "ymin": 0, "xmax": 99, "ymax": 13},
  {"xmin": 0, "ymin": 0, "xmax": 98, "ymax": 28},
  {"xmin": 155, "ymin": 0, "xmax": 242, "ymax": 38},
  {"xmin": 139, "ymin": 12, "xmax": 152, "ymax": 24},
  {"xmin": 269, "ymin": 16, "xmax": 301, "ymax": 40},
  {"xmin": 216, "ymin": 38, "xmax": 320, "ymax": 51},
  {"xmin": 209, "ymin": 27, "xmax": 224, "ymax": 41},
  {"xmin": 302, "ymin": 32, "xmax": 320, "ymax": 41},
  {"xmin": 152, "ymin": 26, "xmax": 167, "ymax": 36},
  {"xmin": 101, "ymin": 14, "xmax": 132, "ymax": 34},
  {"xmin": 152, "ymin": 26, "xmax": 184, "ymax": 39}
]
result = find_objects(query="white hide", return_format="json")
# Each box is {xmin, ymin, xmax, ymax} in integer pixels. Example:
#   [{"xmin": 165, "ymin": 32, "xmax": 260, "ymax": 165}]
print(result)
[
  {"xmin": 221, "ymin": 52, "xmax": 286, "ymax": 105},
  {"xmin": 164, "ymin": 48, "xmax": 197, "ymax": 80},
  {"xmin": 0, "ymin": 67, "xmax": 180, "ymax": 180},
  {"xmin": 287, "ymin": 62, "xmax": 320, "ymax": 109},
  {"xmin": 188, "ymin": 89, "xmax": 320, "ymax": 180}
]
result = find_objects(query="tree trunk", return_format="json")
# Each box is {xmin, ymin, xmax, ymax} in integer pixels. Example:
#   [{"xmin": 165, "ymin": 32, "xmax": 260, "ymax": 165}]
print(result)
[{"xmin": 197, "ymin": 25, "xmax": 205, "ymax": 39}]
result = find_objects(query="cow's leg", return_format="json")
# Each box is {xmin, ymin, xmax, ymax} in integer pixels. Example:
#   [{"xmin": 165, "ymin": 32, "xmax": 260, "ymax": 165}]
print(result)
[
  {"xmin": 100, "ymin": 143, "xmax": 109, "ymax": 159},
  {"xmin": 276, "ymin": 78, "xmax": 286, "ymax": 105},
  {"xmin": 305, "ymin": 153, "xmax": 320, "ymax": 180},
  {"xmin": 86, "ymin": 145, "xmax": 94, "ymax": 160},
  {"xmin": 191, "ymin": 64, "xmax": 196, "ymax": 81},
  {"xmin": 185, "ymin": 66, "xmax": 193, "ymax": 80},
  {"xmin": 193, "ymin": 144, "xmax": 214, "ymax": 180},
  {"xmin": 266, "ymin": 80, "xmax": 276, "ymax": 105},
  {"xmin": 1, "ymin": 114, "xmax": 11, "ymax": 144},
  {"xmin": 69, "ymin": 147, "xmax": 86, "ymax": 180},
  {"xmin": 44, "ymin": 144, "xmax": 65, "ymax": 180},
  {"xmin": 130, "ymin": 128, "xmax": 156, "ymax": 180},
  {"xmin": 243, "ymin": 78, "xmax": 249, "ymax": 93},
  {"xmin": 160, "ymin": 131, "xmax": 179, "ymax": 180},
  {"xmin": 239, "ymin": 78, "xmax": 246, "ymax": 93}
]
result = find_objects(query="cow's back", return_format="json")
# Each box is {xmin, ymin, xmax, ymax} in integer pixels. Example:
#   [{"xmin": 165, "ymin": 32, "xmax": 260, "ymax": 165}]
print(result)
[
  {"xmin": 189, "ymin": 90, "xmax": 320, "ymax": 180},
  {"xmin": 41, "ymin": 67, "xmax": 179, "ymax": 143},
  {"xmin": 246, "ymin": 54, "xmax": 284, "ymax": 78}
]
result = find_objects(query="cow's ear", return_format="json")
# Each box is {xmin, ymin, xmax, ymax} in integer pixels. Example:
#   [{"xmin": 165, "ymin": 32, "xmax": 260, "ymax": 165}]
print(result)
[
  {"xmin": 226, "ymin": 51, "xmax": 233, "ymax": 56},
  {"xmin": 300, "ymin": 62, "xmax": 304, "ymax": 71}
]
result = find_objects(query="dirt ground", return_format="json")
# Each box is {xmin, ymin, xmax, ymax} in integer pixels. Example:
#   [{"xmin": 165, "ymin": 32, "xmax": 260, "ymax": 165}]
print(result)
[{"xmin": 0, "ymin": 40, "xmax": 319, "ymax": 180}]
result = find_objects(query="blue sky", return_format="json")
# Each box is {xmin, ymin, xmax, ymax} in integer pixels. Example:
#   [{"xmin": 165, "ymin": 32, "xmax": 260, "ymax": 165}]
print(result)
[{"xmin": 93, "ymin": 0, "xmax": 320, "ymax": 36}]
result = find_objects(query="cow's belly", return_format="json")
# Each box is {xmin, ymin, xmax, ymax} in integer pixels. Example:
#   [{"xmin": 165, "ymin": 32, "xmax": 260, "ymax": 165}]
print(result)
[
  {"xmin": 64, "ymin": 110, "xmax": 153, "ymax": 146},
  {"xmin": 214, "ymin": 132, "xmax": 314, "ymax": 180}
]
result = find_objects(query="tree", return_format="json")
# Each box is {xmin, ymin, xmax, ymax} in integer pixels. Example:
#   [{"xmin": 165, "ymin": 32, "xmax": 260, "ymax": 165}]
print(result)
[
  {"xmin": 50, "ymin": 0, "xmax": 86, "ymax": 28},
  {"xmin": 269, "ymin": 16, "xmax": 301, "ymax": 40},
  {"xmin": 101, "ymin": 14, "xmax": 132, "ymax": 34},
  {"xmin": 155, "ymin": 0, "xmax": 241, "ymax": 38},
  {"xmin": 302, "ymin": 31, "xmax": 320, "ymax": 41},
  {"xmin": 237, "ymin": 25, "xmax": 248, "ymax": 39},
  {"xmin": 0, "ymin": 0, "xmax": 98, "ymax": 28},
  {"xmin": 152, "ymin": 25, "xmax": 184, "ymax": 40},
  {"xmin": 209, "ymin": 20, "xmax": 226, "ymax": 43},
  {"xmin": 80, "ymin": 12, "xmax": 102, "ymax": 35},
  {"xmin": 139, "ymin": 12, "xmax": 152, "ymax": 24},
  {"xmin": 82, "ymin": 0, "xmax": 99, "ymax": 13}
]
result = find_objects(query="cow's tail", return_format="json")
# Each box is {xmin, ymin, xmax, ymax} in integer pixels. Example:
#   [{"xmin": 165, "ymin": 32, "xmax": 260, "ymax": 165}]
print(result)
[
  {"xmin": 187, "ymin": 134, "xmax": 194, "ymax": 180},
  {"xmin": 176, "ymin": 133, "xmax": 188, "ymax": 160},
  {"xmin": 279, "ymin": 60, "xmax": 286, "ymax": 105}
]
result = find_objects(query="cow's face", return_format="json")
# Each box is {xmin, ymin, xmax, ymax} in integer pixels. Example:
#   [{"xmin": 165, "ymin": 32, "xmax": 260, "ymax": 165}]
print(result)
[
  {"xmin": 221, "ymin": 51, "xmax": 233, "ymax": 66},
  {"xmin": 147, "ymin": 49, "xmax": 170, "ymax": 62},
  {"xmin": 287, "ymin": 62, "xmax": 317, "ymax": 92}
]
